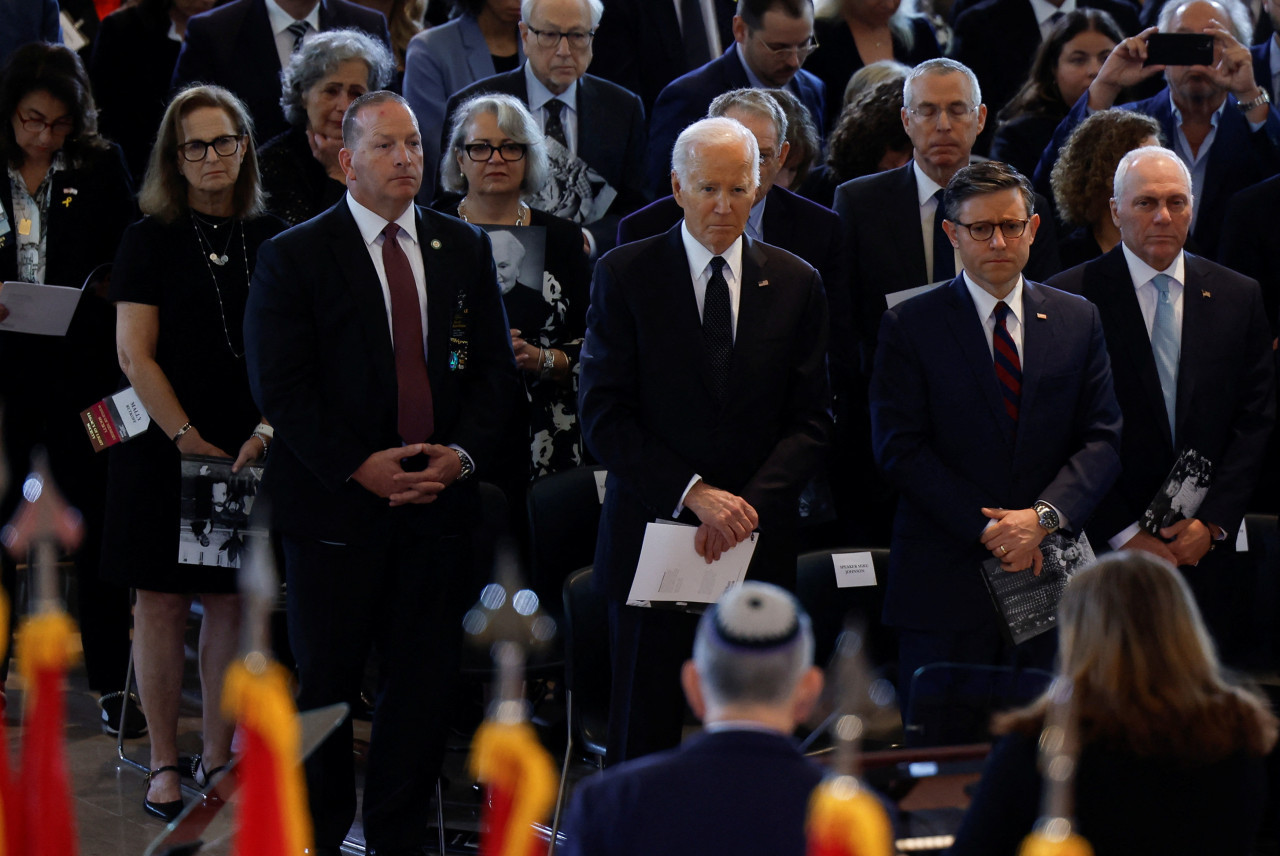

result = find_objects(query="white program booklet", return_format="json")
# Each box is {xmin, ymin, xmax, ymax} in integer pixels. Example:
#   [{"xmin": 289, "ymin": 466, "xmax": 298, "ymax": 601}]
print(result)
[
  {"xmin": 0, "ymin": 281, "xmax": 84, "ymax": 336},
  {"xmin": 626, "ymin": 521, "xmax": 758, "ymax": 608}
]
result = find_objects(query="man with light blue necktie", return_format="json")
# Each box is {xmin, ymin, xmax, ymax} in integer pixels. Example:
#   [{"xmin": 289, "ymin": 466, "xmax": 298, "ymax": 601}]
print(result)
[{"xmin": 1049, "ymin": 145, "xmax": 1275, "ymax": 663}]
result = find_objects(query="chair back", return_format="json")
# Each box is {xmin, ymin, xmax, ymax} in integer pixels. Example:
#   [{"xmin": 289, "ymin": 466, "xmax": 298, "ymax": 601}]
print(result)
[
  {"xmin": 904, "ymin": 662, "xmax": 1053, "ymax": 747},
  {"xmin": 527, "ymin": 465, "xmax": 606, "ymax": 616},
  {"xmin": 794, "ymin": 547, "xmax": 895, "ymax": 673}
]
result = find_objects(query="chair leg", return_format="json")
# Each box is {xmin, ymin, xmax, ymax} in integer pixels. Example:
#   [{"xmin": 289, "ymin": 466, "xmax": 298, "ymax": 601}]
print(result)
[
  {"xmin": 436, "ymin": 778, "xmax": 447, "ymax": 856},
  {"xmin": 547, "ymin": 689, "xmax": 576, "ymax": 856},
  {"xmin": 116, "ymin": 638, "xmax": 147, "ymax": 774}
]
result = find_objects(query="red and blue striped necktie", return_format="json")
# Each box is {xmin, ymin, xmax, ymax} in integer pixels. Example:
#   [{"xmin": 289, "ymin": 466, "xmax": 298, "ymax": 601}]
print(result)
[{"xmin": 993, "ymin": 300, "xmax": 1021, "ymax": 432}]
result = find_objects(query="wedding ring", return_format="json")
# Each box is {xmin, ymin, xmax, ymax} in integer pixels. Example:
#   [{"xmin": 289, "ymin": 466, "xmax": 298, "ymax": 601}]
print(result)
[{"xmin": 999, "ymin": 545, "xmax": 1008, "ymax": 555}]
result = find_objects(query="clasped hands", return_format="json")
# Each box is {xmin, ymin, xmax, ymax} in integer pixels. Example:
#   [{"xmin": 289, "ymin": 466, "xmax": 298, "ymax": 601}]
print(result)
[
  {"xmin": 1122, "ymin": 518, "xmax": 1214, "ymax": 567},
  {"xmin": 684, "ymin": 481, "xmax": 758, "ymax": 564},
  {"xmin": 980, "ymin": 507, "xmax": 1047, "ymax": 576},
  {"xmin": 353, "ymin": 443, "xmax": 462, "ymax": 506}
]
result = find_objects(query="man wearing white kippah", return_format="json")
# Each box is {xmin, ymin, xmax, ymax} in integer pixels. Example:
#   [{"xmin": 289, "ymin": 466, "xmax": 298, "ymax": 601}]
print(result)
[{"xmin": 559, "ymin": 582, "xmax": 827, "ymax": 856}]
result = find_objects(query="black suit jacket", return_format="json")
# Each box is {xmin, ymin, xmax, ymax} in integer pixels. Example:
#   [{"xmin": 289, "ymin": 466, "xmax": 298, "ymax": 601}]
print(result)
[
  {"xmin": 949, "ymin": 0, "xmax": 1139, "ymax": 155},
  {"xmin": 645, "ymin": 47, "xmax": 826, "ymax": 197},
  {"xmin": 588, "ymin": 0, "xmax": 737, "ymax": 116},
  {"xmin": 1220, "ymin": 173, "xmax": 1280, "ymax": 334},
  {"xmin": 617, "ymin": 185, "xmax": 852, "ymax": 381},
  {"xmin": 1048, "ymin": 247, "xmax": 1275, "ymax": 545},
  {"xmin": 244, "ymin": 200, "xmax": 520, "ymax": 543},
  {"xmin": 870, "ymin": 276, "xmax": 1121, "ymax": 630},
  {"xmin": 579, "ymin": 226, "xmax": 832, "ymax": 600},
  {"xmin": 442, "ymin": 65, "xmax": 648, "ymax": 255},
  {"xmin": 171, "ymin": 0, "xmax": 391, "ymax": 141},
  {"xmin": 833, "ymin": 162, "xmax": 1061, "ymax": 371}
]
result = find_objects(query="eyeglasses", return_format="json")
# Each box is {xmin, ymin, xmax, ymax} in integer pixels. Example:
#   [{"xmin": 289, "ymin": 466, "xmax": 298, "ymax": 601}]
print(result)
[
  {"xmin": 18, "ymin": 113, "xmax": 74, "ymax": 135},
  {"xmin": 463, "ymin": 142, "xmax": 528, "ymax": 162},
  {"xmin": 526, "ymin": 24, "xmax": 595, "ymax": 49},
  {"xmin": 750, "ymin": 32, "xmax": 819, "ymax": 61},
  {"xmin": 907, "ymin": 103, "xmax": 979, "ymax": 122},
  {"xmin": 951, "ymin": 218, "xmax": 1031, "ymax": 241},
  {"xmin": 179, "ymin": 134, "xmax": 243, "ymax": 162}
]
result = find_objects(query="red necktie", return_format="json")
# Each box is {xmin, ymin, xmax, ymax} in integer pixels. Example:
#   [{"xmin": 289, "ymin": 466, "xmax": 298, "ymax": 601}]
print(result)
[
  {"xmin": 993, "ymin": 300, "xmax": 1021, "ymax": 431},
  {"xmin": 383, "ymin": 222, "xmax": 434, "ymax": 443}
]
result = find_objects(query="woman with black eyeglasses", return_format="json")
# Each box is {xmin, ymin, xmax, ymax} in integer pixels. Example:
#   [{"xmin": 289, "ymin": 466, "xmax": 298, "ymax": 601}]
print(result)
[
  {"xmin": 0, "ymin": 41, "xmax": 137, "ymax": 734},
  {"xmin": 101, "ymin": 84, "xmax": 284, "ymax": 822},
  {"xmin": 436, "ymin": 93, "xmax": 590, "ymax": 481}
]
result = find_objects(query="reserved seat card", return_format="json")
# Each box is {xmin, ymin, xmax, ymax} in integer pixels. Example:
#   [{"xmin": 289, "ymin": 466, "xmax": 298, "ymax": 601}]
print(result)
[{"xmin": 81, "ymin": 387, "xmax": 151, "ymax": 452}]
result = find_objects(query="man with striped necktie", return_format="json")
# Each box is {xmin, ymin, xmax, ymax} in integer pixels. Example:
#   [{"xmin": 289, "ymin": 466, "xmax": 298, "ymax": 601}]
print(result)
[{"xmin": 870, "ymin": 161, "xmax": 1121, "ymax": 709}]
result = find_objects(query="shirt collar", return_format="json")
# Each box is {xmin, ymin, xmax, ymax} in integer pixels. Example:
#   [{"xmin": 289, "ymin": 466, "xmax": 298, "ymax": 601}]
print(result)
[
  {"xmin": 1169, "ymin": 87, "xmax": 1225, "ymax": 127},
  {"xmin": 735, "ymin": 43, "xmax": 766, "ymax": 89},
  {"xmin": 1270, "ymin": 36, "xmax": 1280, "ymax": 75},
  {"xmin": 963, "ymin": 270, "xmax": 1025, "ymax": 325},
  {"xmin": 913, "ymin": 159, "xmax": 945, "ymax": 207},
  {"xmin": 1120, "ymin": 242, "xmax": 1186, "ymax": 290},
  {"xmin": 1028, "ymin": 0, "xmax": 1075, "ymax": 26},
  {"xmin": 265, "ymin": 0, "xmax": 320, "ymax": 36},
  {"xmin": 681, "ymin": 220, "xmax": 744, "ymax": 283},
  {"xmin": 346, "ymin": 192, "xmax": 418, "ymax": 248},
  {"xmin": 523, "ymin": 61, "xmax": 578, "ymax": 112},
  {"xmin": 747, "ymin": 193, "xmax": 767, "ymax": 238}
]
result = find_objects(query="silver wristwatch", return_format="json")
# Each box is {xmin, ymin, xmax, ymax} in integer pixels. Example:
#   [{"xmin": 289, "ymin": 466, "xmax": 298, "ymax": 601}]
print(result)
[{"xmin": 1033, "ymin": 500, "xmax": 1060, "ymax": 534}]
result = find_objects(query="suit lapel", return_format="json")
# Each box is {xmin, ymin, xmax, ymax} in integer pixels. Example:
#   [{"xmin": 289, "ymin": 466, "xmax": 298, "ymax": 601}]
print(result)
[
  {"xmin": 943, "ymin": 277, "xmax": 1011, "ymax": 446},
  {"xmin": 1015, "ymin": 282, "xmax": 1053, "ymax": 452},
  {"xmin": 656, "ymin": 226, "xmax": 715, "ymax": 396},
  {"xmin": 573, "ymin": 76, "xmax": 600, "ymax": 169},
  {"xmin": 1175, "ymin": 254, "xmax": 1211, "ymax": 442},
  {"xmin": 761, "ymin": 186, "xmax": 790, "ymax": 246},
  {"xmin": 246, "ymin": 0, "xmax": 282, "ymax": 75},
  {"xmin": 326, "ymin": 203, "xmax": 397, "ymax": 388},
  {"xmin": 727, "ymin": 236, "xmax": 771, "ymax": 398},
  {"xmin": 417, "ymin": 209, "xmax": 458, "ymax": 392},
  {"xmin": 896, "ymin": 165, "xmax": 930, "ymax": 287}
]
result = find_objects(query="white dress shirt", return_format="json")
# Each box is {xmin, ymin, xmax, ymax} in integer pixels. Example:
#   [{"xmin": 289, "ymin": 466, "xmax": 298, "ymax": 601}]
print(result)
[
  {"xmin": 345, "ymin": 193, "xmax": 428, "ymax": 351},
  {"xmin": 525, "ymin": 63, "xmax": 579, "ymax": 157},
  {"xmin": 914, "ymin": 160, "xmax": 959, "ymax": 282},
  {"xmin": 265, "ymin": 0, "xmax": 320, "ymax": 71}
]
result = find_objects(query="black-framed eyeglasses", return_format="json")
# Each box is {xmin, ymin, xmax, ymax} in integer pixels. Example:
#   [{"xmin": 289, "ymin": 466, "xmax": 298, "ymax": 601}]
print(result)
[
  {"xmin": 951, "ymin": 218, "xmax": 1031, "ymax": 241},
  {"xmin": 526, "ymin": 24, "xmax": 595, "ymax": 49},
  {"xmin": 907, "ymin": 103, "xmax": 979, "ymax": 122},
  {"xmin": 178, "ymin": 134, "xmax": 243, "ymax": 162},
  {"xmin": 463, "ymin": 142, "xmax": 528, "ymax": 162},
  {"xmin": 750, "ymin": 31, "xmax": 819, "ymax": 61},
  {"xmin": 18, "ymin": 113, "xmax": 74, "ymax": 135}
]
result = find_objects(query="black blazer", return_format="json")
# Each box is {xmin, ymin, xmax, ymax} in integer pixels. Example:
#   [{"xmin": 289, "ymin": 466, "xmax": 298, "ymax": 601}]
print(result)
[
  {"xmin": 171, "ymin": 0, "xmax": 391, "ymax": 141},
  {"xmin": 833, "ymin": 161, "xmax": 1061, "ymax": 370},
  {"xmin": 1048, "ymin": 247, "xmax": 1275, "ymax": 544},
  {"xmin": 870, "ymin": 276, "xmax": 1121, "ymax": 630},
  {"xmin": 579, "ymin": 226, "xmax": 832, "ymax": 600},
  {"xmin": 244, "ymin": 200, "xmax": 521, "ymax": 543},
  {"xmin": 1220, "ymin": 173, "xmax": 1280, "ymax": 335},
  {"xmin": 441, "ymin": 65, "xmax": 648, "ymax": 255}
]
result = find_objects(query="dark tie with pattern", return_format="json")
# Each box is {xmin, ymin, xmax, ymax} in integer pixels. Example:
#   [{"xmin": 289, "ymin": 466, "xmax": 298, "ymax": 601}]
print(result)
[
  {"xmin": 544, "ymin": 99, "xmax": 568, "ymax": 150},
  {"xmin": 993, "ymin": 300, "xmax": 1021, "ymax": 435},
  {"xmin": 681, "ymin": 0, "xmax": 712, "ymax": 69},
  {"xmin": 383, "ymin": 223, "xmax": 434, "ymax": 444},
  {"xmin": 286, "ymin": 20, "xmax": 310, "ymax": 52},
  {"xmin": 703, "ymin": 256, "xmax": 732, "ymax": 402},
  {"xmin": 932, "ymin": 189, "xmax": 955, "ymax": 282}
]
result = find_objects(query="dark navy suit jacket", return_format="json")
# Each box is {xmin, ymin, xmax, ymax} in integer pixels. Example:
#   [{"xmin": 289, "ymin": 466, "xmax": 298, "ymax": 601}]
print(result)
[
  {"xmin": 1033, "ymin": 89, "xmax": 1280, "ymax": 260},
  {"xmin": 870, "ymin": 276, "xmax": 1122, "ymax": 630},
  {"xmin": 172, "ymin": 0, "xmax": 391, "ymax": 141},
  {"xmin": 644, "ymin": 47, "xmax": 826, "ymax": 197},
  {"xmin": 579, "ymin": 225, "xmax": 832, "ymax": 602},
  {"xmin": 1252, "ymin": 39, "xmax": 1276, "ymax": 100},
  {"xmin": 560, "ymin": 729, "xmax": 825, "ymax": 856},
  {"xmin": 1048, "ymin": 247, "xmax": 1275, "ymax": 546},
  {"xmin": 442, "ymin": 65, "xmax": 648, "ymax": 255}
]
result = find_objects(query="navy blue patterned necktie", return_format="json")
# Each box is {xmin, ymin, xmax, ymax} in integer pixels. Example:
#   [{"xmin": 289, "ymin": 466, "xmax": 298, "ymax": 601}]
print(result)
[
  {"xmin": 993, "ymin": 300, "xmax": 1021, "ymax": 435},
  {"xmin": 932, "ymin": 189, "xmax": 955, "ymax": 282},
  {"xmin": 703, "ymin": 256, "xmax": 732, "ymax": 402},
  {"xmin": 544, "ymin": 99, "xmax": 568, "ymax": 150},
  {"xmin": 286, "ymin": 20, "xmax": 310, "ymax": 52}
]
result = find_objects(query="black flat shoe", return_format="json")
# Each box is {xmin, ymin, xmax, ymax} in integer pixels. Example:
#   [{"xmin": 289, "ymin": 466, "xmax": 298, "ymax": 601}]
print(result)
[{"xmin": 143, "ymin": 765, "xmax": 184, "ymax": 822}]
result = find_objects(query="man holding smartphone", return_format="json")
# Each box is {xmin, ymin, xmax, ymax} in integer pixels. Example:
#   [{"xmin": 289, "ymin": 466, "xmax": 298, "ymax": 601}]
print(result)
[{"xmin": 1033, "ymin": 0, "xmax": 1280, "ymax": 260}]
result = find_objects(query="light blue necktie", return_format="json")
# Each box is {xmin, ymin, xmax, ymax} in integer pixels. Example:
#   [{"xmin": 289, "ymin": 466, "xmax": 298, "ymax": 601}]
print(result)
[{"xmin": 1150, "ymin": 273, "xmax": 1180, "ymax": 441}]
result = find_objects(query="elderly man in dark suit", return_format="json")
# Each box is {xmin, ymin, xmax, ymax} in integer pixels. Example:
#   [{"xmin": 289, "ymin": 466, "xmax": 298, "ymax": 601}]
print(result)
[
  {"xmin": 871, "ymin": 162, "xmax": 1121, "ymax": 708},
  {"xmin": 560, "ymin": 582, "xmax": 827, "ymax": 856},
  {"xmin": 1251, "ymin": 0, "xmax": 1280, "ymax": 99},
  {"xmin": 244, "ymin": 91, "xmax": 519, "ymax": 856},
  {"xmin": 644, "ymin": 0, "xmax": 825, "ymax": 198},
  {"xmin": 1034, "ymin": 0, "xmax": 1280, "ymax": 261},
  {"xmin": 171, "ymin": 0, "xmax": 391, "ymax": 141},
  {"xmin": 836, "ymin": 59, "xmax": 1061, "ymax": 375},
  {"xmin": 441, "ymin": 0, "xmax": 646, "ymax": 257},
  {"xmin": 580, "ymin": 115, "xmax": 831, "ymax": 764},
  {"xmin": 1048, "ymin": 146, "xmax": 1275, "ymax": 663}
]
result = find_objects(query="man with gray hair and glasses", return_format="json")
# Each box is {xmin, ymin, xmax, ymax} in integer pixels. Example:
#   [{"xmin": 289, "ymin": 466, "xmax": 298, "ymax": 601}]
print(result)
[{"xmin": 559, "ymin": 582, "xmax": 828, "ymax": 856}]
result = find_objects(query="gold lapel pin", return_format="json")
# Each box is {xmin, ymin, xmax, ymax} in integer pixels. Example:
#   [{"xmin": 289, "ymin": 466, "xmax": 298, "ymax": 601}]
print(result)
[
  {"xmin": 757, "ymin": 279, "xmax": 769, "ymax": 287},
  {"xmin": 61, "ymin": 197, "xmax": 72, "ymax": 208},
  {"xmin": 1201, "ymin": 289, "xmax": 1211, "ymax": 298},
  {"xmin": 1036, "ymin": 312, "xmax": 1048, "ymax": 320},
  {"xmin": 62, "ymin": 187, "xmax": 78, "ymax": 195},
  {"xmin": 430, "ymin": 238, "xmax": 442, "ymax": 250}
]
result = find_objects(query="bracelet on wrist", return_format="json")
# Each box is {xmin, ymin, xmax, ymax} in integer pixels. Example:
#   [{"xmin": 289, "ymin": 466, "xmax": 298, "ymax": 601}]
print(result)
[{"xmin": 172, "ymin": 422, "xmax": 193, "ymax": 444}]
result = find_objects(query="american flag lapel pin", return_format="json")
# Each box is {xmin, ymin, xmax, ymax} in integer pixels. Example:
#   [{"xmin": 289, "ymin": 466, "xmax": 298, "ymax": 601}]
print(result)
[
  {"xmin": 1201, "ymin": 289, "xmax": 1211, "ymax": 298},
  {"xmin": 1036, "ymin": 312, "xmax": 1047, "ymax": 320},
  {"xmin": 758, "ymin": 279, "xmax": 769, "ymax": 287}
]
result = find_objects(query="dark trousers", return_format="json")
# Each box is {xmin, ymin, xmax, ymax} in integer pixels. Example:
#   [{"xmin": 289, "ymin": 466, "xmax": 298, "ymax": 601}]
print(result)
[
  {"xmin": 605, "ymin": 600, "xmax": 699, "ymax": 765},
  {"xmin": 283, "ymin": 516, "xmax": 470, "ymax": 850}
]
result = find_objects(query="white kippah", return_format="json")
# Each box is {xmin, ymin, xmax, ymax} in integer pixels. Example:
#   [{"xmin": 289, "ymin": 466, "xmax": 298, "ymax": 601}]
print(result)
[{"xmin": 709, "ymin": 582, "xmax": 801, "ymax": 650}]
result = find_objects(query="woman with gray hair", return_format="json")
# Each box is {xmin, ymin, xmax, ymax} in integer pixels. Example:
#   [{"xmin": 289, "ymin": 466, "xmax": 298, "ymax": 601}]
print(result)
[
  {"xmin": 435, "ymin": 92, "xmax": 590, "ymax": 480},
  {"xmin": 257, "ymin": 28, "xmax": 394, "ymax": 225}
]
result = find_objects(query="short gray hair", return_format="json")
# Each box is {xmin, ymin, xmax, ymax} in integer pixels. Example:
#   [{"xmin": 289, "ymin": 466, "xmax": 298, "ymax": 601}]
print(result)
[
  {"xmin": 692, "ymin": 583, "xmax": 815, "ymax": 708},
  {"xmin": 520, "ymin": 0, "xmax": 604, "ymax": 27},
  {"xmin": 672, "ymin": 116, "xmax": 761, "ymax": 189},
  {"xmin": 708, "ymin": 88, "xmax": 788, "ymax": 150},
  {"xmin": 440, "ymin": 93, "xmax": 551, "ymax": 195},
  {"xmin": 1113, "ymin": 145, "xmax": 1194, "ymax": 206},
  {"xmin": 280, "ymin": 29, "xmax": 395, "ymax": 129},
  {"xmin": 1158, "ymin": 0, "xmax": 1251, "ymax": 45},
  {"xmin": 903, "ymin": 57, "xmax": 983, "ymax": 110}
]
